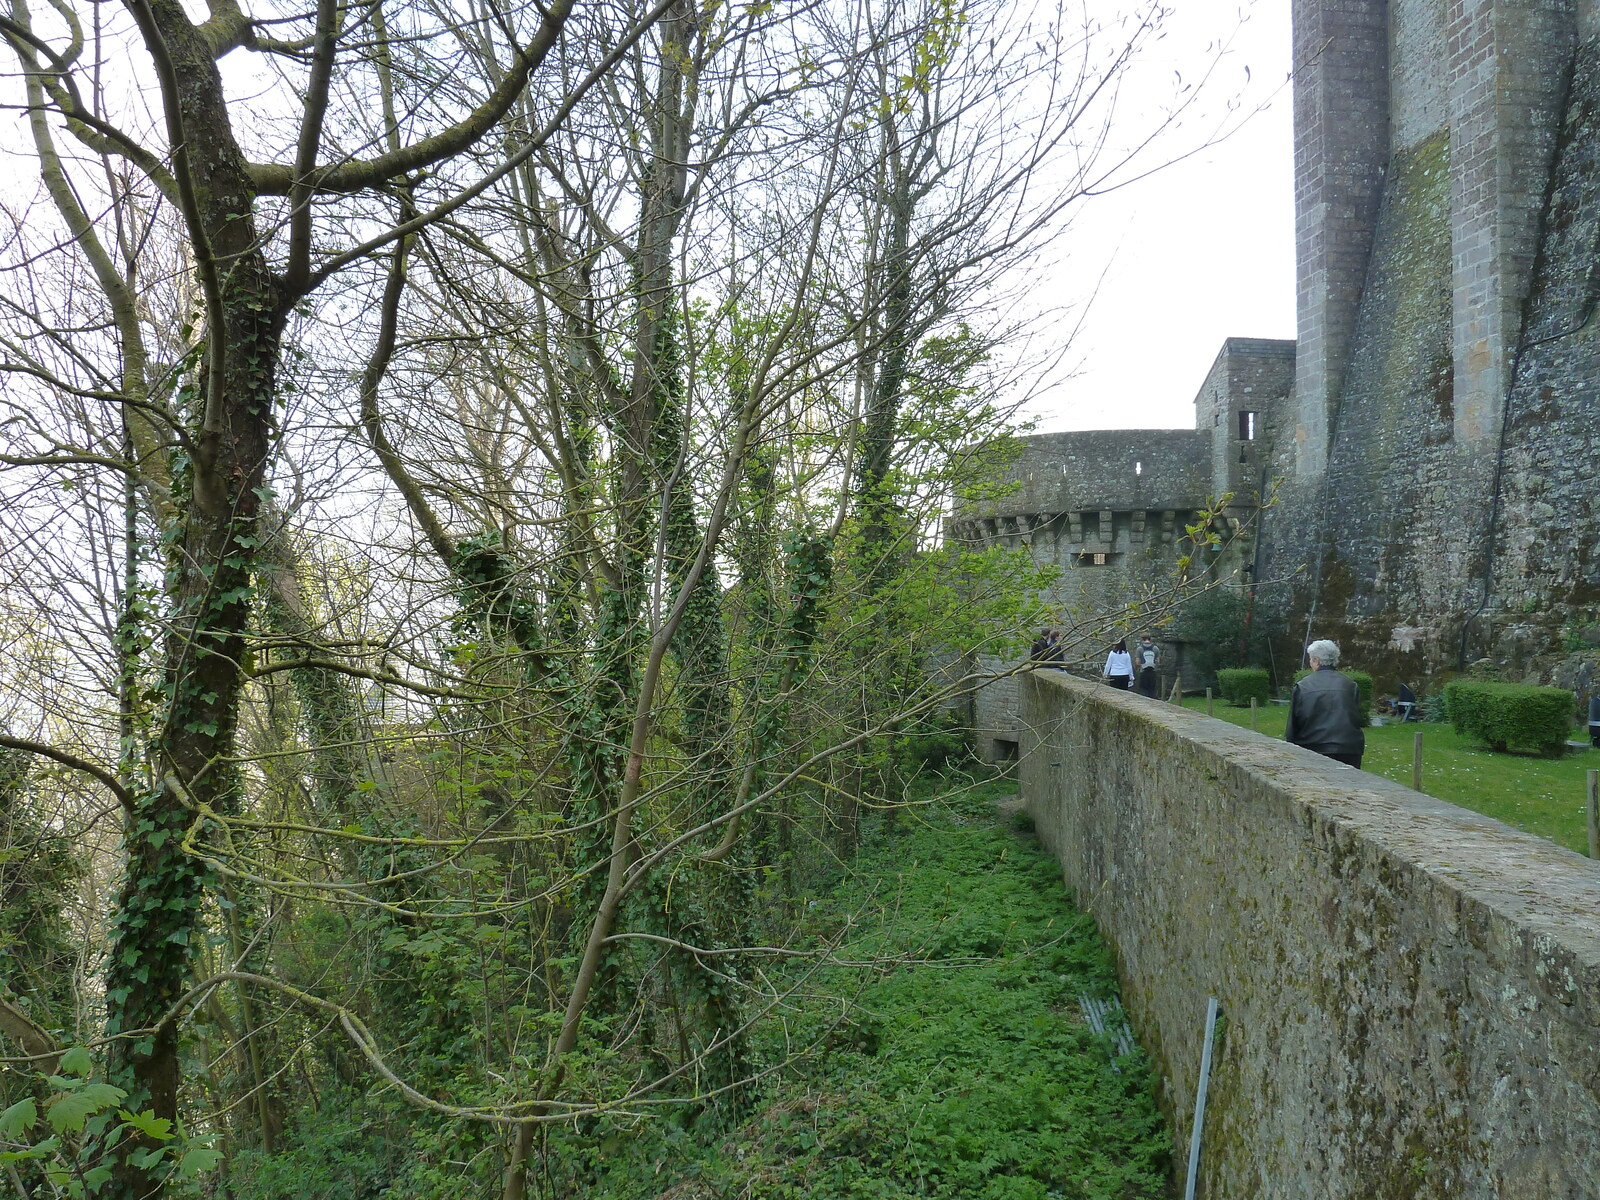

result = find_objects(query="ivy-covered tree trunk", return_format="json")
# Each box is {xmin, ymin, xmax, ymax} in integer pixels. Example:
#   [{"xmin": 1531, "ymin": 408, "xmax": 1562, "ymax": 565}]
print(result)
[
  {"xmin": 839, "ymin": 171, "xmax": 918, "ymax": 855},
  {"xmin": 259, "ymin": 524, "xmax": 376, "ymax": 860},
  {"xmin": 102, "ymin": 4, "xmax": 280, "ymax": 1194}
]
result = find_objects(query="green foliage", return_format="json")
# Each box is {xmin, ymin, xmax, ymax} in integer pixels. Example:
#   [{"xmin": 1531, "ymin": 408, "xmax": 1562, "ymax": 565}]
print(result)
[
  {"xmin": 0, "ymin": 1048, "xmax": 218, "ymax": 1197},
  {"xmin": 226, "ymin": 1101, "xmax": 411, "ymax": 1200},
  {"xmin": 891, "ymin": 708, "xmax": 972, "ymax": 772},
  {"xmin": 1560, "ymin": 621, "xmax": 1599, "ymax": 653},
  {"xmin": 1174, "ymin": 589, "xmax": 1263, "ymax": 677},
  {"xmin": 1216, "ymin": 668, "xmax": 1270, "ymax": 707},
  {"xmin": 1441, "ymin": 681, "xmax": 1575, "ymax": 756},
  {"xmin": 1292, "ymin": 669, "xmax": 1374, "ymax": 720},
  {"xmin": 0, "ymin": 748, "xmax": 81, "ymax": 1027},
  {"xmin": 566, "ymin": 774, "xmax": 1168, "ymax": 1199}
]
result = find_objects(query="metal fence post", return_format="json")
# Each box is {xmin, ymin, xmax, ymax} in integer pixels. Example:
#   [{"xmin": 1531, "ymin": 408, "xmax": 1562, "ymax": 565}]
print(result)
[{"xmin": 1183, "ymin": 997, "xmax": 1220, "ymax": 1200}]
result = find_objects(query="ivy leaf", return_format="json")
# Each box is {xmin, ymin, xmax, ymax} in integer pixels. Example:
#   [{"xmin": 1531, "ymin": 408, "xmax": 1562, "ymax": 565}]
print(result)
[
  {"xmin": 0, "ymin": 1146, "xmax": 51, "ymax": 1163},
  {"xmin": 47, "ymin": 1084, "xmax": 126, "ymax": 1134},
  {"xmin": 0, "ymin": 1098, "xmax": 37, "ymax": 1138},
  {"xmin": 129, "ymin": 1144, "xmax": 167, "ymax": 1169}
]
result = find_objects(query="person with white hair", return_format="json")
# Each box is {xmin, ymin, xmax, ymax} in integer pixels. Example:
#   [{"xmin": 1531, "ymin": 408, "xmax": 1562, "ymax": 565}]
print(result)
[{"xmin": 1284, "ymin": 639, "xmax": 1365, "ymax": 767}]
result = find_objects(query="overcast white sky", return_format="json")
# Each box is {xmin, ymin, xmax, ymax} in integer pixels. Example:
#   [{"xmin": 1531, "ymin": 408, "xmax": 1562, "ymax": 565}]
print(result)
[{"xmin": 1017, "ymin": 1, "xmax": 1295, "ymax": 433}]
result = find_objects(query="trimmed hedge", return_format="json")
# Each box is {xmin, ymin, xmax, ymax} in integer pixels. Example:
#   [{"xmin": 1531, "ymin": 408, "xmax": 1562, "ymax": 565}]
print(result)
[
  {"xmin": 1293, "ymin": 669, "xmax": 1373, "ymax": 720},
  {"xmin": 1442, "ymin": 680, "xmax": 1575, "ymax": 756},
  {"xmin": 1216, "ymin": 668, "xmax": 1270, "ymax": 707}
]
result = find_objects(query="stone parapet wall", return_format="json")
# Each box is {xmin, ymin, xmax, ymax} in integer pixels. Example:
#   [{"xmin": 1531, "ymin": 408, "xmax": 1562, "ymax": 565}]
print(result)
[
  {"xmin": 1019, "ymin": 671, "xmax": 1600, "ymax": 1199},
  {"xmin": 954, "ymin": 429, "xmax": 1211, "ymax": 520}
]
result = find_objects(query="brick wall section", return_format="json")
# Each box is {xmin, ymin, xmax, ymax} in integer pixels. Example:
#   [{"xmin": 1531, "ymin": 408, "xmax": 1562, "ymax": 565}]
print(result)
[
  {"xmin": 1391, "ymin": 0, "xmax": 1449, "ymax": 146},
  {"xmin": 1292, "ymin": 0, "xmax": 1389, "ymax": 479},
  {"xmin": 1020, "ymin": 671, "xmax": 1600, "ymax": 1198}
]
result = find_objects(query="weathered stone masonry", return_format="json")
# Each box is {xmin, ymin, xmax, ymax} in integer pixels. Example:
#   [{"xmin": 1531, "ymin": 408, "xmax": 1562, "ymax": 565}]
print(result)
[
  {"xmin": 1021, "ymin": 672, "xmax": 1600, "ymax": 1199},
  {"xmin": 958, "ymin": 339, "xmax": 1293, "ymax": 759},
  {"xmin": 1262, "ymin": 0, "xmax": 1599, "ymax": 684}
]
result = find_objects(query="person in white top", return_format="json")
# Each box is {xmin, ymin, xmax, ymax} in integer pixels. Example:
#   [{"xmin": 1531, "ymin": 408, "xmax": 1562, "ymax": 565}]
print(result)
[{"xmin": 1103, "ymin": 639, "xmax": 1134, "ymax": 690}]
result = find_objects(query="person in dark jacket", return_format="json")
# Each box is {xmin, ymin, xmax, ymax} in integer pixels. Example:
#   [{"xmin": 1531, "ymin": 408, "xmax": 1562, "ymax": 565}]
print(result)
[
  {"xmin": 1030, "ymin": 629, "xmax": 1056, "ymax": 664},
  {"xmin": 1285, "ymin": 639, "xmax": 1365, "ymax": 767},
  {"xmin": 1135, "ymin": 634, "xmax": 1161, "ymax": 697}
]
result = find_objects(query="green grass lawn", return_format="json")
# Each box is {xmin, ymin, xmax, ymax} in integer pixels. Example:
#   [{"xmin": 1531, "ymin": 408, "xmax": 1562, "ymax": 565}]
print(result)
[{"xmin": 1179, "ymin": 697, "xmax": 1599, "ymax": 855}]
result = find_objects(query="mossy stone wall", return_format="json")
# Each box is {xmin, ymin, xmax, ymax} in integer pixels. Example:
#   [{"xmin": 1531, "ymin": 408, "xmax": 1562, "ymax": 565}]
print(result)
[{"xmin": 1020, "ymin": 670, "xmax": 1600, "ymax": 1198}]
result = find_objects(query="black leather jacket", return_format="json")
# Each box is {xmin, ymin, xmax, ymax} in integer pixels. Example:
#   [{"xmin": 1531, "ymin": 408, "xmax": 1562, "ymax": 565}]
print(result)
[{"xmin": 1284, "ymin": 667, "xmax": 1365, "ymax": 756}]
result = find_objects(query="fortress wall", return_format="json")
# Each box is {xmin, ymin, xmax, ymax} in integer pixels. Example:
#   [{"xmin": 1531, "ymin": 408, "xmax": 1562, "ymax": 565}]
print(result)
[
  {"xmin": 1269, "ymin": 0, "xmax": 1584, "ymax": 681},
  {"xmin": 967, "ymin": 498, "xmax": 1202, "ymax": 758},
  {"xmin": 1019, "ymin": 671, "xmax": 1600, "ymax": 1199},
  {"xmin": 960, "ymin": 429, "xmax": 1236, "ymax": 759},
  {"xmin": 1444, "ymin": 0, "xmax": 1573, "ymax": 445},
  {"xmin": 1489, "ymin": 34, "xmax": 1600, "ymax": 659},
  {"xmin": 1390, "ymin": 0, "xmax": 1448, "ymax": 148},
  {"xmin": 1292, "ymin": 0, "xmax": 1389, "ymax": 478},
  {"xmin": 1264, "ymin": 126, "xmax": 1458, "ymax": 680},
  {"xmin": 971, "ymin": 429, "xmax": 1210, "ymax": 517}
]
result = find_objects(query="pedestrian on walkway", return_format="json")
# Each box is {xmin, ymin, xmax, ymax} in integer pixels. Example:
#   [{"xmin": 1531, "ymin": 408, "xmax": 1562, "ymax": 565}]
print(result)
[
  {"xmin": 1135, "ymin": 634, "xmax": 1161, "ymax": 697},
  {"xmin": 1103, "ymin": 639, "xmax": 1134, "ymax": 690},
  {"xmin": 1285, "ymin": 639, "xmax": 1365, "ymax": 768}
]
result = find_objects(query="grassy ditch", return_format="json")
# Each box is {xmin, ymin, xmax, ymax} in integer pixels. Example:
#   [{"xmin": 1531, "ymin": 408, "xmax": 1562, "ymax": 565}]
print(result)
[
  {"xmin": 576, "ymin": 773, "xmax": 1170, "ymax": 1200},
  {"xmin": 1181, "ymin": 699, "xmax": 1598, "ymax": 854}
]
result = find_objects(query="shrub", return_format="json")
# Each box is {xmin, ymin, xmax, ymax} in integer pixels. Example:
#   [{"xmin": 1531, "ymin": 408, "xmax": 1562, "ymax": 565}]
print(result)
[
  {"xmin": 892, "ymin": 708, "xmax": 973, "ymax": 771},
  {"xmin": 1174, "ymin": 590, "xmax": 1265, "ymax": 675},
  {"xmin": 1216, "ymin": 668, "xmax": 1270, "ymax": 707},
  {"xmin": 1441, "ymin": 680, "xmax": 1575, "ymax": 756},
  {"xmin": 1292, "ymin": 669, "xmax": 1373, "ymax": 720}
]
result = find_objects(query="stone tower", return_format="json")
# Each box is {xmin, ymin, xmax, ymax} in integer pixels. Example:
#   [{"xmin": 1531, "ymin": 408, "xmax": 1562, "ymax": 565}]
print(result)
[{"xmin": 1262, "ymin": 0, "xmax": 1600, "ymax": 681}]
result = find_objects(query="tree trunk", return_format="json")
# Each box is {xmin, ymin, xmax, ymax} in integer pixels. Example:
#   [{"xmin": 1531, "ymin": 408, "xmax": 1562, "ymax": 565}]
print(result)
[{"xmin": 102, "ymin": 4, "xmax": 280, "ymax": 1194}]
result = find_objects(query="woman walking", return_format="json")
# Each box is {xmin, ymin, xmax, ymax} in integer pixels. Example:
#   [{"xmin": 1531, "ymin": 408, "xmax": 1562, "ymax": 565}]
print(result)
[{"xmin": 1103, "ymin": 639, "xmax": 1134, "ymax": 690}]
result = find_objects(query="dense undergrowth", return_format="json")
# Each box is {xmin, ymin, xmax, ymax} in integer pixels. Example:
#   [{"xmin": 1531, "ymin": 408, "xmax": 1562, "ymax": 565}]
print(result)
[
  {"xmin": 218, "ymin": 772, "xmax": 1169, "ymax": 1199},
  {"xmin": 554, "ymin": 773, "xmax": 1170, "ymax": 1200}
]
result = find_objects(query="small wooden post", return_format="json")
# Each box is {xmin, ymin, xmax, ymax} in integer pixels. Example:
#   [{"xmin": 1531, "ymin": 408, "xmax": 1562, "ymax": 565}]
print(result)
[
  {"xmin": 1412, "ymin": 731, "xmax": 1423, "ymax": 793},
  {"xmin": 1205, "ymin": 688, "xmax": 1213, "ymax": 718},
  {"xmin": 1170, "ymin": 678, "xmax": 1183, "ymax": 704},
  {"xmin": 1249, "ymin": 697, "xmax": 1258, "ymax": 731},
  {"xmin": 1588, "ymin": 769, "xmax": 1598, "ymax": 860}
]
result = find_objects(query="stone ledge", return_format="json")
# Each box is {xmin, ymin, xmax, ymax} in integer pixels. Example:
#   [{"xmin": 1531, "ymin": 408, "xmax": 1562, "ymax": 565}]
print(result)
[{"xmin": 1020, "ymin": 669, "xmax": 1600, "ymax": 1198}]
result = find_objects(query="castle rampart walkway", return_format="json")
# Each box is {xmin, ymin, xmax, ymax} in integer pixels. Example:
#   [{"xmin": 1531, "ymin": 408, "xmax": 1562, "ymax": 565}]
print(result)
[{"xmin": 1019, "ymin": 670, "xmax": 1600, "ymax": 1198}]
